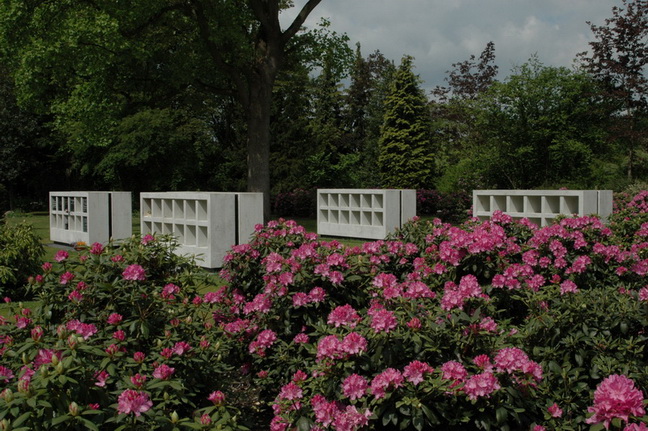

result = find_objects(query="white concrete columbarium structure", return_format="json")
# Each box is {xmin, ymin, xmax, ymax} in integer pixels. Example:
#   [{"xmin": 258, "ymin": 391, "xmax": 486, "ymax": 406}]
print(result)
[
  {"xmin": 139, "ymin": 192, "xmax": 263, "ymax": 268},
  {"xmin": 49, "ymin": 191, "xmax": 132, "ymax": 245},
  {"xmin": 317, "ymin": 189, "xmax": 416, "ymax": 240},
  {"xmin": 472, "ymin": 189, "xmax": 614, "ymax": 226}
]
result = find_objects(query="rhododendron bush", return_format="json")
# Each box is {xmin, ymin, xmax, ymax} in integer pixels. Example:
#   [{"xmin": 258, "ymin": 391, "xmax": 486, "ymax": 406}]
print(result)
[{"xmin": 0, "ymin": 192, "xmax": 647, "ymax": 430}]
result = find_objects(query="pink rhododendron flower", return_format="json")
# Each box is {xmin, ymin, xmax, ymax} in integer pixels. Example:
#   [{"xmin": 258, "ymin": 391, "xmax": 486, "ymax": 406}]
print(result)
[
  {"xmin": 293, "ymin": 333, "xmax": 309, "ymax": 344},
  {"xmin": 161, "ymin": 283, "xmax": 180, "ymax": 300},
  {"xmin": 586, "ymin": 374, "xmax": 645, "ymax": 429},
  {"xmin": 327, "ymin": 304, "xmax": 361, "ymax": 328},
  {"xmin": 278, "ymin": 382, "xmax": 303, "ymax": 401},
  {"xmin": 560, "ymin": 279, "xmax": 578, "ymax": 295},
  {"xmin": 54, "ymin": 250, "xmax": 69, "ymax": 262},
  {"xmin": 141, "ymin": 234, "xmax": 155, "ymax": 245},
  {"xmin": 208, "ymin": 390, "xmax": 225, "ymax": 405},
  {"xmin": 407, "ymin": 317, "xmax": 421, "ymax": 330},
  {"xmin": 342, "ymin": 374, "xmax": 368, "ymax": 400},
  {"xmin": 173, "ymin": 341, "xmax": 191, "ymax": 356},
  {"xmin": 117, "ymin": 389, "xmax": 153, "ymax": 416},
  {"xmin": 94, "ymin": 370, "xmax": 109, "ymax": 387},
  {"xmin": 463, "ymin": 372, "xmax": 500, "ymax": 400},
  {"xmin": 624, "ymin": 424, "xmax": 648, "ymax": 431},
  {"xmin": 131, "ymin": 374, "xmax": 147, "ymax": 388},
  {"xmin": 107, "ymin": 313, "xmax": 123, "ymax": 325},
  {"xmin": 342, "ymin": 332, "xmax": 368, "ymax": 355},
  {"xmin": 42, "ymin": 262, "xmax": 52, "ymax": 272},
  {"xmin": 369, "ymin": 309, "xmax": 398, "ymax": 333},
  {"xmin": 441, "ymin": 361, "xmax": 468, "ymax": 381},
  {"xmin": 133, "ymin": 352, "xmax": 145, "ymax": 363},
  {"xmin": 122, "ymin": 264, "xmax": 146, "ymax": 281},
  {"xmin": 59, "ymin": 272, "xmax": 75, "ymax": 285},
  {"xmin": 370, "ymin": 368, "xmax": 403, "ymax": 399},
  {"xmin": 308, "ymin": 287, "xmax": 326, "ymax": 302},
  {"xmin": 332, "ymin": 405, "xmax": 372, "ymax": 431},
  {"xmin": 152, "ymin": 364, "xmax": 175, "ymax": 380},
  {"xmin": 66, "ymin": 320, "xmax": 97, "ymax": 339},
  {"xmin": 311, "ymin": 395, "xmax": 338, "ymax": 427},
  {"xmin": 548, "ymin": 402, "xmax": 563, "ymax": 418},
  {"xmin": 403, "ymin": 360, "xmax": 434, "ymax": 385},
  {"xmin": 90, "ymin": 242, "xmax": 104, "ymax": 255},
  {"xmin": 0, "ymin": 366, "xmax": 14, "ymax": 381}
]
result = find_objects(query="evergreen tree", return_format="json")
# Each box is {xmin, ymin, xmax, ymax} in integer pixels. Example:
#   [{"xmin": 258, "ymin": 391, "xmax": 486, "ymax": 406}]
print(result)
[{"xmin": 378, "ymin": 56, "xmax": 433, "ymax": 189}]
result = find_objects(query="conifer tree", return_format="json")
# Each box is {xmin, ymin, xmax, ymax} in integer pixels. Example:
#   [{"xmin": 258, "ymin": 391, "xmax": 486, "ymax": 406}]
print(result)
[{"xmin": 378, "ymin": 56, "xmax": 433, "ymax": 189}]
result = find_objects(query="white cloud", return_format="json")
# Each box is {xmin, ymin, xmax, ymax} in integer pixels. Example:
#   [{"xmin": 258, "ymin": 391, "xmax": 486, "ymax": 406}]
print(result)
[{"xmin": 283, "ymin": 0, "xmax": 623, "ymax": 90}]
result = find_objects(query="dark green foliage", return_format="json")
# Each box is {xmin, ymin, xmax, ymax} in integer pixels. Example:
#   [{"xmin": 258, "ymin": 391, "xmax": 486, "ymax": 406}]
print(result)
[
  {"xmin": 0, "ymin": 218, "xmax": 44, "ymax": 299},
  {"xmin": 379, "ymin": 56, "xmax": 434, "ymax": 189},
  {"xmin": 476, "ymin": 59, "xmax": 615, "ymax": 189}
]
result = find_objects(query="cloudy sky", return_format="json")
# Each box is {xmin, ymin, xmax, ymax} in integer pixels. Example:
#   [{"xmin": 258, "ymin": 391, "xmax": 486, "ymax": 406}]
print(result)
[{"xmin": 282, "ymin": 0, "xmax": 622, "ymax": 91}]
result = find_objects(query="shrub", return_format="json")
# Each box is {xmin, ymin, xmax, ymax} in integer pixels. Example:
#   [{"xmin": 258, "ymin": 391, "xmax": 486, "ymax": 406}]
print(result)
[
  {"xmin": 0, "ymin": 217, "xmax": 44, "ymax": 299},
  {"xmin": 416, "ymin": 189, "xmax": 471, "ymax": 224},
  {"xmin": 0, "ymin": 235, "xmax": 248, "ymax": 430},
  {"xmin": 272, "ymin": 188, "xmax": 316, "ymax": 218}
]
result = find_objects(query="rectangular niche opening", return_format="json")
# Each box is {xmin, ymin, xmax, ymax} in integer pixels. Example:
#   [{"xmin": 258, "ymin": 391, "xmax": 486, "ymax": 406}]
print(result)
[
  {"xmin": 152, "ymin": 200, "xmax": 162, "ymax": 217},
  {"xmin": 173, "ymin": 224, "xmax": 185, "ymax": 243},
  {"xmin": 525, "ymin": 196, "xmax": 541, "ymax": 213},
  {"xmin": 142, "ymin": 221, "xmax": 152, "ymax": 234},
  {"xmin": 350, "ymin": 194, "xmax": 360, "ymax": 208},
  {"xmin": 351, "ymin": 211, "xmax": 360, "ymax": 225},
  {"xmin": 562, "ymin": 196, "xmax": 579, "ymax": 215},
  {"xmin": 476, "ymin": 195, "xmax": 490, "ymax": 212},
  {"xmin": 186, "ymin": 200, "xmax": 196, "ymax": 220},
  {"xmin": 153, "ymin": 222, "xmax": 162, "ymax": 233},
  {"xmin": 361, "ymin": 194, "xmax": 371, "ymax": 208},
  {"xmin": 340, "ymin": 211, "xmax": 350, "ymax": 224},
  {"xmin": 196, "ymin": 200, "xmax": 208, "ymax": 221},
  {"xmin": 82, "ymin": 197, "xmax": 88, "ymax": 213},
  {"xmin": 492, "ymin": 195, "xmax": 506, "ymax": 211},
  {"xmin": 82, "ymin": 217, "xmax": 88, "ymax": 233},
  {"xmin": 142, "ymin": 199, "xmax": 152, "ymax": 217},
  {"xmin": 330, "ymin": 210, "xmax": 339, "ymax": 224},
  {"xmin": 373, "ymin": 212, "xmax": 384, "ymax": 227},
  {"xmin": 186, "ymin": 225, "xmax": 196, "ymax": 245},
  {"xmin": 163, "ymin": 199, "xmax": 173, "ymax": 218},
  {"xmin": 509, "ymin": 196, "xmax": 523, "ymax": 213},
  {"xmin": 543, "ymin": 196, "xmax": 560, "ymax": 214},
  {"xmin": 329, "ymin": 194, "xmax": 339, "ymax": 207},
  {"xmin": 51, "ymin": 196, "xmax": 58, "ymax": 211},
  {"xmin": 163, "ymin": 223, "xmax": 173, "ymax": 235},
  {"xmin": 318, "ymin": 193, "xmax": 328, "ymax": 208},
  {"xmin": 340, "ymin": 194, "xmax": 349, "ymax": 208},
  {"xmin": 527, "ymin": 217, "xmax": 541, "ymax": 228},
  {"xmin": 197, "ymin": 226, "xmax": 208, "ymax": 247},
  {"xmin": 319, "ymin": 209, "xmax": 329, "ymax": 223},
  {"xmin": 372, "ymin": 194, "xmax": 383, "ymax": 209},
  {"xmin": 173, "ymin": 200, "xmax": 184, "ymax": 218},
  {"xmin": 361, "ymin": 211, "xmax": 372, "ymax": 226}
]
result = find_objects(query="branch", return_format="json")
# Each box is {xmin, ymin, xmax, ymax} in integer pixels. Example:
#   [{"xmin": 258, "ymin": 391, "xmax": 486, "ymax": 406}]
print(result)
[{"xmin": 281, "ymin": 0, "xmax": 322, "ymax": 44}]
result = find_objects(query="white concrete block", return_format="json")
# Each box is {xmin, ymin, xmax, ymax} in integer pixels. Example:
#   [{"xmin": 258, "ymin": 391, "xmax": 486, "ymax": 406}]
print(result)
[
  {"xmin": 317, "ymin": 189, "xmax": 416, "ymax": 240},
  {"xmin": 472, "ymin": 190, "xmax": 614, "ymax": 226},
  {"xmin": 49, "ymin": 191, "xmax": 132, "ymax": 244},
  {"xmin": 140, "ymin": 192, "xmax": 263, "ymax": 268}
]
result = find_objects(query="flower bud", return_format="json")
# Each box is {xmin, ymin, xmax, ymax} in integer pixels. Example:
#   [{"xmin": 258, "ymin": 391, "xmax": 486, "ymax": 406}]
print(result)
[
  {"xmin": 21, "ymin": 353, "xmax": 28, "ymax": 365},
  {"xmin": 17, "ymin": 379, "xmax": 29, "ymax": 394},
  {"xmin": 164, "ymin": 392, "xmax": 170, "ymax": 401},
  {"xmin": 51, "ymin": 354, "xmax": 59, "ymax": 366},
  {"xmin": 1, "ymin": 389, "xmax": 13, "ymax": 402},
  {"xmin": 0, "ymin": 418, "xmax": 10, "ymax": 431},
  {"xmin": 55, "ymin": 362, "xmax": 64, "ymax": 375},
  {"xmin": 170, "ymin": 411, "xmax": 179, "ymax": 424},
  {"xmin": 67, "ymin": 335, "xmax": 78, "ymax": 350},
  {"xmin": 69, "ymin": 402, "xmax": 79, "ymax": 416}
]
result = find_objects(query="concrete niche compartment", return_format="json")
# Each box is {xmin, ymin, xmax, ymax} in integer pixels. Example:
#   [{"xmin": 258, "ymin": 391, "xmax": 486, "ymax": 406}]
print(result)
[
  {"xmin": 140, "ymin": 192, "xmax": 263, "ymax": 268},
  {"xmin": 49, "ymin": 191, "xmax": 132, "ymax": 245},
  {"xmin": 472, "ymin": 190, "xmax": 613, "ymax": 226},
  {"xmin": 317, "ymin": 189, "xmax": 416, "ymax": 240}
]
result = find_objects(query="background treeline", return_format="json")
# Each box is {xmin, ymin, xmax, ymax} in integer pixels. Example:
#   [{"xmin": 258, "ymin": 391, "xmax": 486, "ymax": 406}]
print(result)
[{"xmin": 1, "ymin": 2, "xmax": 646, "ymax": 216}]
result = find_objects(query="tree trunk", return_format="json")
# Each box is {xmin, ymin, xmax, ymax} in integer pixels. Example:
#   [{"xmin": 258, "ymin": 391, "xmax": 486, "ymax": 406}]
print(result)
[{"xmin": 246, "ymin": 68, "xmax": 274, "ymax": 221}]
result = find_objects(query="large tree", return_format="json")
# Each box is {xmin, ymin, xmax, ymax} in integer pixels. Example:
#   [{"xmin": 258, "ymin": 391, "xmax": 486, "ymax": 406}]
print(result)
[
  {"xmin": 0, "ymin": 0, "xmax": 327, "ymax": 219},
  {"xmin": 378, "ymin": 56, "xmax": 434, "ymax": 189},
  {"xmin": 477, "ymin": 59, "xmax": 615, "ymax": 189},
  {"xmin": 578, "ymin": 0, "xmax": 648, "ymax": 181}
]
